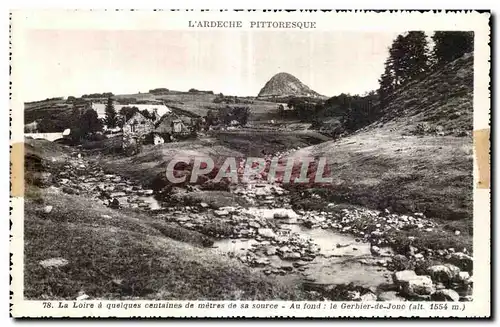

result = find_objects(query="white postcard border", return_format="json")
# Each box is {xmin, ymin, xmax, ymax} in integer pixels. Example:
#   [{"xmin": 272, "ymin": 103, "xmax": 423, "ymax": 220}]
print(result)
[{"xmin": 9, "ymin": 9, "xmax": 491, "ymax": 318}]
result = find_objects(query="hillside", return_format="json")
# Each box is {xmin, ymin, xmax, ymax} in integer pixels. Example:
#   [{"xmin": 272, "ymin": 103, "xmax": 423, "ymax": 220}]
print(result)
[
  {"xmin": 257, "ymin": 72, "xmax": 323, "ymax": 99},
  {"xmin": 294, "ymin": 54, "xmax": 474, "ymax": 223},
  {"xmin": 369, "ymin": 53, "xmax": 473, "ymax": 137}
]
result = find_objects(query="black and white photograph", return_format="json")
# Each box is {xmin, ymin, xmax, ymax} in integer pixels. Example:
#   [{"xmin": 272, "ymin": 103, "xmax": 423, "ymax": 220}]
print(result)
[{"xmin": 9, "ymin": 10, "xmax": 490, "ymax": 318}]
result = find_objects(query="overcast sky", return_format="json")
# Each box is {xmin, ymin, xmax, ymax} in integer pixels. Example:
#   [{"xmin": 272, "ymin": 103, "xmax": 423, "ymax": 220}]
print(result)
[{"xmin": 22, "ymin": 30, "xmax": 402, "ymax": 101}]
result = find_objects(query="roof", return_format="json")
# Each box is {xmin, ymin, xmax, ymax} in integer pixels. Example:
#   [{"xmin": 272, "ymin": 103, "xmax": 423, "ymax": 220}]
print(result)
[
  {"xmin": 154, "ymin": 113, "xmax": 190, "ymax": 134},
  {"xmin": 91, "ymin": 102, "xmax": 171, "ymax": 119},
  {"xmin": 125, "ymin": 111, "xmax": 150, "ymax": 125}
]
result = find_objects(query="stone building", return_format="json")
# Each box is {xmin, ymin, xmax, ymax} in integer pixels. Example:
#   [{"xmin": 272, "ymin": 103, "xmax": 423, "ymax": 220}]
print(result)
[
  {"xmin": 123, "ymin": 112, "xmax": 154, "ymax": 137},
  {"xmin": 122, "ymin": 112, "xmax": 154, "ymax": 155}
]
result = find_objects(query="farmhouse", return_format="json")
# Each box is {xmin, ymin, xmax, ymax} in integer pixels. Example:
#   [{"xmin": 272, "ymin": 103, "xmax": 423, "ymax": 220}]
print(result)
[
  {"xmin": 123, "ymin": 112, "xmax": 154, "ymax": 137},
  {"xmin": 152, "ymin": 113, "xmax": 192, "ymax": 144},
  {"xmin": 277, "ymin": 103, "xmax": 292, "ymax": 111}
]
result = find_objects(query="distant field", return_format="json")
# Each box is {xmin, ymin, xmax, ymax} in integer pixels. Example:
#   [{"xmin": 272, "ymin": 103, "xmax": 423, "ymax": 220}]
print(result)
[
  {"xmin": 25, "ymin": 92, "xmax": 279, "ymax": 125},
  {"xmin": 214, "ymin": 129, "xmax": 330, "ymax": 156}
]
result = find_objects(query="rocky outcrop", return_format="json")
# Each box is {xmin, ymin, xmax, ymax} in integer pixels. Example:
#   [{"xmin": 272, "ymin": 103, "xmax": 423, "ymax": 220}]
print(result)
[{"xmin": 257, "ymin": 72, "xmax": 323, "ymax": 98}]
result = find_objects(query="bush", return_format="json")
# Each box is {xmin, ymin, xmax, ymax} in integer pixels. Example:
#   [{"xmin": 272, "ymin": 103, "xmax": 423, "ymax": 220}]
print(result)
[
  {"xmin": 213, "ymin": 106, "xmax": 250, "ymax": 126},
  {"xmin": 189, "ymin": 88, "xmax": 214, "ymax": 94},
  {"xmin": 149, "ymin": 88, "xmax": 169, "ymax": 94}
]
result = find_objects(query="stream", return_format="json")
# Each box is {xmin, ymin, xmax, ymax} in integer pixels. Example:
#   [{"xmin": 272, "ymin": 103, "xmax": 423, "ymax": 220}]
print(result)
[
  {"xmin": 213, "ymin": 217, "xmax": 394, "ymax": 290},
  {"xmin": 52, "ymin": 156, "xmax": 473, "ymax": 300}
]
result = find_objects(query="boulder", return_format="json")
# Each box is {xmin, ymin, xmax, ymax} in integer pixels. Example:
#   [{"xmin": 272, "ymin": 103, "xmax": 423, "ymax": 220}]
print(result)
[
  {"xmin": 110, "ymin": 192, "xmax": 126, "ymax": 198},
  {"xmin": 109, "ymin": 198, "xmax": 120, "ymax": 209},
  {"xmin": 282, "ymin": 252, "xmax": 301, "ymax": 260},
  {"xmin": 265, "ymin": 246, "xmax": 277, "ymax": 256},
  {"xmin": 393, "ymin": 270, "xmax": 418, "ymax": 285},
  {"xmin": 407, "ymin": 245, "xmax": 418, "ymax": 256},
  {"xmin": 370, "ymin": 245, "xmax": 381, "ymax": 256},
  {"xmin": 43, "ymin": 205, "xmax": 53, "ymax": 214},
  {"xmin": 273, "ymin": 212, "xmax": 289, "ymax": 219},
  {"xmin": 272, "ymin": 209, "xmax": 299, "ymax": 219},
  {"xmin": 62, "ymin": 186, "xmax": 78, "ymax": 195},
  {"xmin": 219, "ymin": 206, "xmax": 238, "ymax": 213},
  {"xmin": 258, "ymin": 228, "xmax": 276, "ymax": 238},
  {"xmin": 360, "ymin": 292, "xmax": 377, "ymax": 301},
  {"xmin": 431, "ymin": 289, "xmax": 460, "ymax": 302},
  {"xmin": 456, "ymin": 271, "xmax": 472, "ymax": 284},
  {"xmin": 391, "ymin": 254, "xmax": 412, "ymax": 271},
  {"xmin": 292, "ymin": 260, "xmax": 308, "ymax": 268},
  {"xmin": 254, "ymin": 257, "xmax": 270, "ymax": 266},
  {"xmin": 427, "ymin": 264, "xmax": 460, "ymax": 284},
  {"xmin": 214, "ymin": 209, "xmax": 229, "ymax": 217},
  {"xmin": 249, "ymin": 221, "xmax": 261, "ymax": 229},
  {"xmin": 377, "ymin": 291, "xmax": 406, "ymax": 301},
  {"xmin": 448, "ymin": 252, "xmax": 473, "ymax": 273},
  {"xmin": 39, "ymin": 257, "xmax": 69, "ymax": 268},
  {"xmin": 76, "ymin": 293, "xmax": 90, "ymax": 301},
  {"xmin": 400, "ymin": 275, "xmax": 435, "ymax": 296},
  {"xmin": 239, "ymin": 229, "xmax": 251, "ymax": 236},
  {"xmin": 346, "ymin": 291, "xmax": 361, "ymax": 301}
]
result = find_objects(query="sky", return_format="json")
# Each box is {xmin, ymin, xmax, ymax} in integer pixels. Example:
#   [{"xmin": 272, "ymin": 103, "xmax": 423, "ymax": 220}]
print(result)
[{"xmin": 21, "ymin": 30, "xmax": 401, "ymax": 101}]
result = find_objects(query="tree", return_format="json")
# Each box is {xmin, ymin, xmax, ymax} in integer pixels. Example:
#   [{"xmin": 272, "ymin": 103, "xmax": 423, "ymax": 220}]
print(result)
[
  {"xmin": 149, "ymin": 88, "xmax": 169, "ymax": 94},
  {"xmin": 404, "ymin": 31, "xmax": 430, "ymax": 79},
  {"xmin": 277, "ymin": 104, "xmax": 285, "ymax": 118},
  {"xmin": 231, "ymin": 106, "xmax": 250, "ymax": 126},
  {"xmin": 388, "ymin": 34, "xmax": 407, "ymax": 86},
  {"xmin": 378, "ymin": 61, "xmax": 395, "ymax": 108},
  {"xmin": 141, "ymin": 109, "xmax": 152, "ymax": 120},
  {"xmin": 218, "ymin": 106, "xmax": 233, "ymax": 125},
  {"xmin": 385, "ymin": 32, "xmax": 430, "ymax": 87},
  {"xmin": 104, "ymin": 97, "xmax": 118, "ymax": 128},
  {"xmin": 205, "ymin": 109, "xmax": 217, "ymax": 128},
  {"xmin": 377, "ymin": 31, "xmax": 430, "ymax": 108},
  {"xmin": 432, "ymin": 31, "xmax": 474, "ymax": 66},
  {"xmin": 80, "ymin": 109, "xmax": 102, "ymax": 135},
  {"xmin": 341, "ymin": 94, "xmax": 377, "ymax": 132},
  {"xmin": 119, "ymin": 106, "xmax": 139, "ymax": 122}
]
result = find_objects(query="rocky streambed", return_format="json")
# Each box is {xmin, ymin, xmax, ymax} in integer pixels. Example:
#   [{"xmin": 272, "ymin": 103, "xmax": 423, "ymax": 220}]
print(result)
[{"xmin": 44, "ymin": 153, "xmax": 474, "ymax": 302}]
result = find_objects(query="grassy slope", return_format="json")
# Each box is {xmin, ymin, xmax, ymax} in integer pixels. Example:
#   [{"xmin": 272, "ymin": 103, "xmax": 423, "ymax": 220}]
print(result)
[
  {"xmin": 299, "ymin": 133, "xmax": 473, "ymax": 220},
  {"xmin": 295, "ymin": 54, "xmax": 474, "ymax": 222},
  {"xmin": 25, "ymin": 190, "xmax": 302, "ymax": 300},
  {"xmin": 99, "ymin": 138, "xmax": 244, "ymax": 186},
  {"xmin": 99, "ymin": 127, "xmax": 329, "ymax": 185},
  {"xmin": 370, "ymin": 53, "xmax": 473, "ymax": 136}
]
